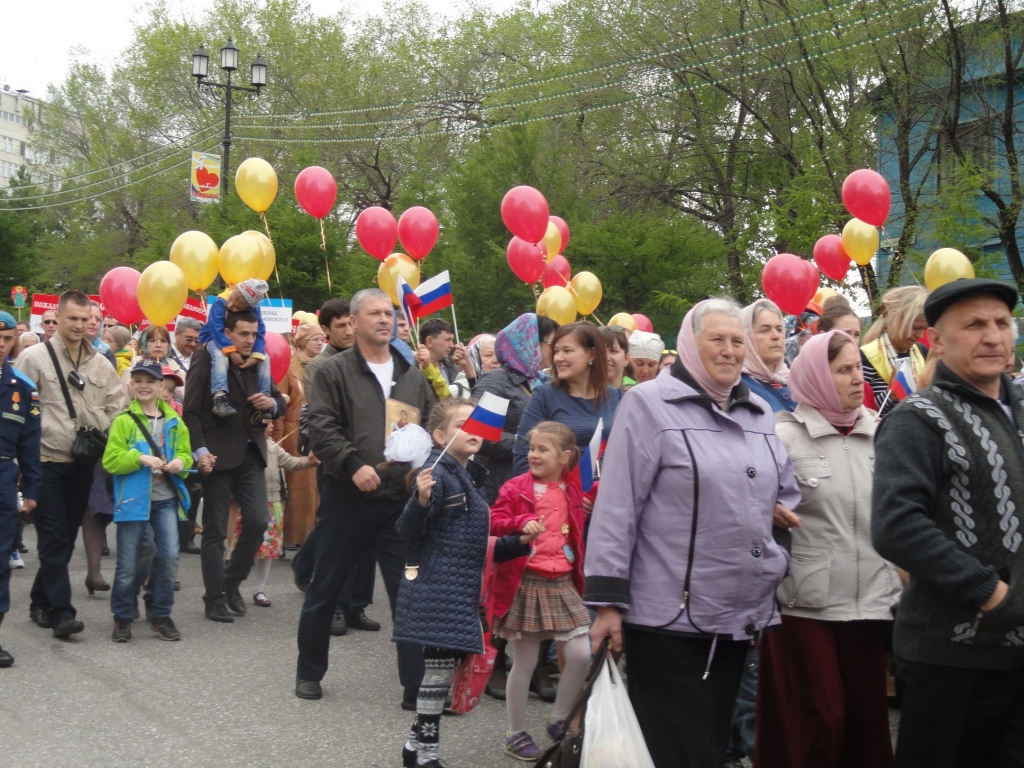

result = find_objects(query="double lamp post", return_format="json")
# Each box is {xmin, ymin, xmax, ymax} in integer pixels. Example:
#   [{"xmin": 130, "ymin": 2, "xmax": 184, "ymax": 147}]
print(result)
[{"xmin": 191, "ymin": 39, "xmax": 267, "ymax": 196}]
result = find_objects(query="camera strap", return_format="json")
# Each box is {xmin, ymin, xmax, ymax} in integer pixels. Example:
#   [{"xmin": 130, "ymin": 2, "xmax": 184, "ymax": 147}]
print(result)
[{"xmin": 45, "ymin": 340, "xmax": 78, "ymax": 423}]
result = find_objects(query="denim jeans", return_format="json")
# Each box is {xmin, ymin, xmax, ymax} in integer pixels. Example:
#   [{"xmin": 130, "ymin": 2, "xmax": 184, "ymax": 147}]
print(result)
[
  {"xmin": 726, "ymin": 645, "xmax": 759, "ymax": 760},
  {"xmin": 207, "ymin": 341, "xmax": 271, "ymax": 397},
  {"xmin": 111, "ymin": 498, "xmax": 180, "ymax": 620}
]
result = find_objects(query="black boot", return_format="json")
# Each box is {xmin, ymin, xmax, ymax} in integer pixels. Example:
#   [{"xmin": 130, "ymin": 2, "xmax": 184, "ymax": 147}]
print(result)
[
  {"xmin": 486, "ymin": 636, "xmax": 508, "ymax": 700},
  {"xmin": 0, "ymin": 614, "xmax": 12, "ymax": 668}
]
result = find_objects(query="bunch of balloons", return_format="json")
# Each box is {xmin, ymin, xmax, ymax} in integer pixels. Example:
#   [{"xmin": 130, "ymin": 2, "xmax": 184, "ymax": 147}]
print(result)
[
  {"xmin": 810, "ymin": 169, "xmax": 891, "ymax": 282},
  {"xmin": 353, "ymin": 205, "xmax": 441, "ymax": 306}
]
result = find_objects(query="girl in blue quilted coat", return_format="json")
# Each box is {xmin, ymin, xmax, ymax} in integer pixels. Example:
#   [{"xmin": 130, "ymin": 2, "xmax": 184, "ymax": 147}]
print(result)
[{"xmin": 393, "ymin": 398, "xmax": 541, "ymax": 768}]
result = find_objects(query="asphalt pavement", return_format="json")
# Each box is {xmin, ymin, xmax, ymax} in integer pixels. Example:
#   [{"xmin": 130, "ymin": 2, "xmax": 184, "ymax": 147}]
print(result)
[{"xmin": 1, "ymin": 527, "xmax": 552, "ymax": 768}]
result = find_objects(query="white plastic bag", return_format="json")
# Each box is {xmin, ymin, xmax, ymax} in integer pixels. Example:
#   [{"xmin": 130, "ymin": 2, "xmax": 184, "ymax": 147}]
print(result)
[
  {"xmin": 384, "ymin": 424, "xmax": 433, "ymax": 469},
  {"xmin": 581, "ymin": 656, "xmax": 656, "ymax": 768}
]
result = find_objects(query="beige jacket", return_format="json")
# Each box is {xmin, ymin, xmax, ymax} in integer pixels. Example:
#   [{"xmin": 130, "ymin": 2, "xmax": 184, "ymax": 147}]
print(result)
[
  {"xmin": 774, "ymin": 403, "xmax": 902, "ymax": 621},
  {"xmin": 15, "ymin": 333, "xmax": 124, "ymax": 462},
  {"xmin": 266, "ymin": 441, "xmax": 313, "ymax": 505}
]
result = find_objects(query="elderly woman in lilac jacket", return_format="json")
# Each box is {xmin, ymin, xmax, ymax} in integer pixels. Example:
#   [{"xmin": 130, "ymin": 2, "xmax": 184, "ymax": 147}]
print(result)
[{"xmin": 585, "ymin": 298, "xmax": 801, "ymax": 768}]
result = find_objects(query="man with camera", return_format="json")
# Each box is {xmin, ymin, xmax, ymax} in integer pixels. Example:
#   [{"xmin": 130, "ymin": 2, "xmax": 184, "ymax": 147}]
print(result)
[{"xmin": 15, "ymin": 290, "xmax": 123, "ymax": 638}]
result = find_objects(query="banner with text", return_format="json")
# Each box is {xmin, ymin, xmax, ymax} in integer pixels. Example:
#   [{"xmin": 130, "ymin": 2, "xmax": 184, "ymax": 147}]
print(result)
[
  {"xmin": 30, "ymin": 293, "xmax": 102, "ymax": 334},
  {"xmin": 259, "ymin": 298, "xmax": 294, "ymax": 335},
  {"xmin": 191, "ymin": 151, "xmax": 221, "ymax": 204}
]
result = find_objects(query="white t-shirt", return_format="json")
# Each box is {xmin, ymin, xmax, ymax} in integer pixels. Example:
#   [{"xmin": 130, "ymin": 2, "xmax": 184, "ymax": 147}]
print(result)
[{"xmin": 367, "ymin": 358, "xmax": 395, "ymax": 400}]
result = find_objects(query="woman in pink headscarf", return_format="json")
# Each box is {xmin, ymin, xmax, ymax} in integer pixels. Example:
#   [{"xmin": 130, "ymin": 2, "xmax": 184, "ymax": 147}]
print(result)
[{"xmin": 756, "ymin": 331, "xmax": 902, "ymax": 768}]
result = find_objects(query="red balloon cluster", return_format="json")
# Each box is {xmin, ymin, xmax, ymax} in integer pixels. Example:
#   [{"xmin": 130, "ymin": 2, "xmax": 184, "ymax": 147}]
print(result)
[
  {"xmin": 100, "ymin": 267, "xmax": 144, "ymax": 325},
  {"xmin": 398, "ymin": 207, "xmax": 439, "ymax": 260},
  {"xmin": 507, "ymin": 237, "xmax": 546, "ymax": 284},
  {"xmin": 813, "ymin": 235, "xmax": 851, "ymax": 281},
  {"xmin": 762, "ymin": 254, "xmax": 820, "ymax": 315},
  {"xmin": 265, "ymin": 332, "xmax": 291, "ymax": 383},
  {"xmin": 841, "ymin": 169, "xmax": 891, "ymax": 227},
  {"xmin": 542, "ymin": 255, "xmax": 571, "ymax": 289},
  {"xmin": 355, "ymin": 207, "xmax": 399, "ymax": 261},
  {"xmin": 501, "ymin": 186, "xmax": 550, "ymax": 243},
  {"xmin": 294, "ymin": 166, "xmax": 338, "ymax": 219}
]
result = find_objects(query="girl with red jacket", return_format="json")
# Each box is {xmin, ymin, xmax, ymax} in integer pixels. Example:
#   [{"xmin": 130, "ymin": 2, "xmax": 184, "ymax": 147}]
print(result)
[{"xmin": 490, "ymin": 421, "xmax": 590, "ymax": 761}]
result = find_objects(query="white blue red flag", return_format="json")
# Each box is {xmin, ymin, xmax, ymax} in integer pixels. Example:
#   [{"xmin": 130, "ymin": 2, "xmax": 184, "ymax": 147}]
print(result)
[
  {"xmin": 461, "ymin": 392, "xmax": 509, "ymax": 442},
  {"xmin": 579, "ymin": 419, "xmax": 605, "ymax": 493},
  {"xmin": 415, "ymin": 270, "xmax": 454, "ymax": 318},
  {"xmin": 396, "ymin": 274, "xmax": 421, "ymax": 327},
  {"xmin": 890, "ymin": 358, "xmax": 917, "ymax": 401}
]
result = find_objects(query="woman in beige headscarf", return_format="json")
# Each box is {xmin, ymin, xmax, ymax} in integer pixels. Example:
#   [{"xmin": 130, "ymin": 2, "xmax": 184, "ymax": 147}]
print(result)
[{"xmin": 277, "ymin": 323, "xmax": 324, "ymax": 546}]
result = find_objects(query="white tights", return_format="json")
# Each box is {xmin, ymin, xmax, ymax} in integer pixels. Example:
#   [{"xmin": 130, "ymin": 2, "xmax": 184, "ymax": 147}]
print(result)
[
  {"xmin": 506, "ymin": 634, "xmax": 591, "ymax": 734},
  {"xmin": 250, "ymin": 557, "xmax": 272, "ymax": 592}
]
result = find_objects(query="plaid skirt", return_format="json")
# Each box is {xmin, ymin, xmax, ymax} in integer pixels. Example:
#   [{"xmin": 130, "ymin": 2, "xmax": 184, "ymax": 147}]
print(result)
[{"xmin": 495, "ymin": 570, "xmax": 591, "ymax": 642}]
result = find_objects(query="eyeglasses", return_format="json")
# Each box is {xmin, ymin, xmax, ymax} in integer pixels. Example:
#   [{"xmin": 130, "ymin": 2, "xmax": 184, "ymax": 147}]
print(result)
[{"xmin": 42, "ymin": 320, "xmax": 58, "ymax": 326}]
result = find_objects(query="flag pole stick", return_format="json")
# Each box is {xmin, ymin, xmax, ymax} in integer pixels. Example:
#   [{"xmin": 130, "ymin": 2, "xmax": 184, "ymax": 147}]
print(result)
[
  {"xmin": 451, "ymin": 303, "xmax": 461, "ymax": 346},
  {"xmin": 431, "ymin": 430, "xmax": 460, "ymax": 469},
  {"xmin": 876, "ymin": 387, "xmax": 894, "ymax": 418}
]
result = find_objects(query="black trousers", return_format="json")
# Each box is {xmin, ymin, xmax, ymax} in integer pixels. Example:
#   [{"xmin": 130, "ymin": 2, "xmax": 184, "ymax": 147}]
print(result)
[
  {"xmin": 893, "ymin": 655, "xmax": 1024, "ymax": 768},
  {"xmin": 296, "ymin": 485, "xmax": 423, "ymax": 700},
  {"xmin": 199, "ymin": 445, "xmax": 268, "ymax": 604},
  {"xmin": 624, "ymin": 626, "xmax": 748, "ymax": 768},
  {"xmin": 291, "ymin": 521, "xmax": 376, "ymax": 614},
  {"xmin": 178, "ymin": 485, "xmax": 202, "ymax": 551},
  {"xmin": 30, "ymin": 461, "xmax": 94, "ymax": 621}
]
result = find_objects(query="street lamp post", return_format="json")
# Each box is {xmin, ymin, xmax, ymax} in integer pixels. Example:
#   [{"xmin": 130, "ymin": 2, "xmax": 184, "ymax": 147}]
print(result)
[{"xmin": 191, "ymin": 39, "xmax": 267, "ymax": 196}]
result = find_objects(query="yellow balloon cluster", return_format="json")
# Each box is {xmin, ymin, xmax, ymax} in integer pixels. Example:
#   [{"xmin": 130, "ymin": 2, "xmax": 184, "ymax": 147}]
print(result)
[
  {"xmin": 138, "ymin": 261, "xmax": 188, "ymax": 326},
  {"xmin": 170, "ymin": 231, "xmax": 219, "ymax": 291},
  {"xmin": 608, "ymin": 312, "xmax": 638, "ymax": 333},
  {"xmin": 235, "ymin": 158, "xmax": 278, "ymax": 213},
  {"xmin": 292, "ymin": 310, "xmax": 319, "ymax": 326},
  {"xmin": 244, "ymin": 230, "xmax": 277, "ymax": 282},
  {"xmin": 536, "ymin": 286, "xmax": 577, "ymax": 326},
  {"xmin": 570, "ymin": 272, "xmax": 603, "ymax": 316},
  {"xmin": 378, "ymin": 253, "xmax": 421, "ymax": 305},
  {"xmin": 219, "ymin": 234, "xmax": 264, "ymax": 286},
  {"xmin": 541, "ymin": 222, "xmax": 562, "ymax": 264},
  {"xmin": 841, "ymin": 218, "xmax": 879, "ymax": 266},
  {"xmin": 924, "ymin": 248, "xmax": 974, "ymax": 290}
]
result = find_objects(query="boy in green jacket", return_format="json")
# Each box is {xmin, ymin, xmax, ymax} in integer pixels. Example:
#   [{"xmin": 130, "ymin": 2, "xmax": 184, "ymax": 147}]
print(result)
[{"xmin": 103, "ymin": 360, "xmax": 193, "ymax": 642}]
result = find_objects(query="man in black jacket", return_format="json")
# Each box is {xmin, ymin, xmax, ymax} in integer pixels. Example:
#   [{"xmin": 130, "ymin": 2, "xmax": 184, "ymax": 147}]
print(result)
[
  {"xmin": 183, "ymin": 310, "xmax": 287, "ymax": 623},
  {"xmin": 873, "ymin": 278, "xmax": 1024, "ymax": 767},
  {"xmin": 295, "ymin": 289, "xmax": 435, "ymax": 703}
]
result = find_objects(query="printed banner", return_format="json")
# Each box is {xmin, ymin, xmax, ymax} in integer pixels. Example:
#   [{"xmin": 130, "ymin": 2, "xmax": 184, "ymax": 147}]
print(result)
[
  {"xmin": 30, "ymin": 293, "xmax": 101, "ymax": 334},
  {"xmin": 190, "ymin": 151, "xmax": 221, "ymax": 204},
  {"xmin": 259, "ymin": 298, "xmax": 294, "ymax": 335}
]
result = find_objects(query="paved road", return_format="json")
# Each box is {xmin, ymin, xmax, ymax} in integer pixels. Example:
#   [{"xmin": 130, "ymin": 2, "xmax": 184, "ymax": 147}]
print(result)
[{"xmin": 1, "ymin": 528, "xmax": 553, "ymax": 768}]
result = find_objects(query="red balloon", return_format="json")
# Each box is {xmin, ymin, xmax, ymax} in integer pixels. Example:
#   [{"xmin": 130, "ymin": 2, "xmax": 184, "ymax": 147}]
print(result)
[
  {"xmin": 398, "ymin": 206, "xmax": 440, "ymax": 260},
  {"xmin": 507, "ymin": 237, "xmax": 546, "ymax": 284},
  {"xmin": 294, "ymin": 166, "xmax": 338, "ymax": 219},
  {"xmin": 842, "ymin": 169, "xmax": 891, "ymax": 227},
  {"xmin": 501, "ymin": 186, "xmax": 550, "ymax": 243},
  {"xmin": 355, "ymin": 206, "xmax": 398, "ymax": 261},
  {"xmin": 541, "ymin": 255, "xmax": 571, "ymax": 289},
  {"xmin": 762, "ymin": 254, "xmax": 819, "ymax": 315},
  {"xmin": 265, "ymin": 332, "xmax": 291, "ymax": 384},
  {"xmin": 631, "ymin": 313, "xmax": 654, "ymax": 333},
  {"xmin": 100, "ymin": 266, "xmax": 144, "ymax": 325},
  {"xmin": 813, "ymin": 235, "xmax": 852, "ymax": 281},
  {"xmin": 550, "ymin": 215, "xmax": 570, "ymax": 254}
]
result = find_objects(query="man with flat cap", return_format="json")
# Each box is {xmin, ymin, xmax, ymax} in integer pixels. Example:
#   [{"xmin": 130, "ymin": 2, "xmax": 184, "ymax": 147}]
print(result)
[{"xmin": 873, "ymin": 278, "xmax": 1024, "ymax": 767}]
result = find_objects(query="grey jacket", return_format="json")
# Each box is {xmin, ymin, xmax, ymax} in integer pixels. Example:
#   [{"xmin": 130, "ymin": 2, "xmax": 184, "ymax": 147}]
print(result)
[
  {"xmin": 775, "ymin": 403, "xmax": 901, "ymax": 622},
  {"xmin": 307, "ymin": 343, "xmax": 436, "ymax": 500}
]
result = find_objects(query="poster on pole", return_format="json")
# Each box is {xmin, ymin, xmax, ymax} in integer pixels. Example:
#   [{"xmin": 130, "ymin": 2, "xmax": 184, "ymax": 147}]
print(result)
[
  {"xmin": 191, "ymin": 151, "xmax": 221, "ymax": 204},
  {"xmin": 259, "ymin": 298, "xmax": 294, "ymax": 335}
]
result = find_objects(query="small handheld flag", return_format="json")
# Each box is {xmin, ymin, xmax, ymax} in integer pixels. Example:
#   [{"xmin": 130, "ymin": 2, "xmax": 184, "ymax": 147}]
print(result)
[
  {"xmin": 396, "ymin": 274, "xmax": 421, "ymax": 328},
  {"xmin": 890, "ymin": 358, "xmax": 917, "ymax": 401},
  {"xmin": 579, "ymin": 419, "xmax": 605, "ymax": 493},
  {"xmin": 432, "ymin": 392, "xmax": 510, "ymax": 468},
  {"xmin": 415, "ymin": 270, "xmax": 454, "ymax": 318}
]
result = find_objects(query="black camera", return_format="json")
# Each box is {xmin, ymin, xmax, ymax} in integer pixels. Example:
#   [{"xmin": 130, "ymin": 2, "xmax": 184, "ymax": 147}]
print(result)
[{"xmin": 68, "ymin": 371, "xmax": 85, "ymax": 392}]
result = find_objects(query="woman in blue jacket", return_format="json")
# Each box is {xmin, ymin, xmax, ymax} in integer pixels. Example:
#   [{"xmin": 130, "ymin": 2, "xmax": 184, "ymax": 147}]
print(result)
[{"xmin": 740, "ymin": 299, "xmax": 796, "ymax": 413}]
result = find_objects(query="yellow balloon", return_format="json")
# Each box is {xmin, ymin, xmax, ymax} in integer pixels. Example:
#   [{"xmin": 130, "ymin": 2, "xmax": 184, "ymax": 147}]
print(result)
[
  {"xmin": 570, "ymin": 271, "xmax": 603, "ymax": 316},
  {"xmin": 169, "ymin": 230, "xmax": 219, "ymax": 291},
  {"xmin": 813, "ymin": 286, "xmax": 839, "ymax": 306},
  {"xmin": 301, "ymin": 311, "xmax": 320, "ymax": 325},
  {"xmin": 537, "ymin": 286, "xmax": 577, "ymax": 326},
  {"xmin": 244, "ymin": 230, "xmax": 276, "ymax": 282},
  {"xmin": 377, "ymin": 253, "xmax": 422, "ymax": 305},
  {"xmin": 235, "ymin": 158, "xmax": 278, "ymax": 213},
  {"xmin": 138, "ymin": 261, "xmax": 188, "ymax": 327},
  {"xmin": 541, "ymin": 221, "xmax": 562, "ymax": 264},
  {"xmin": 842, "ymin": 218, "xmax": 879, "ymax": 266},
  {"xmin": 219, "ymin": 234, "xmax": 265, "ymax": 285},
  {"xmin": 925, "ymin": 248, "xmax": 975, "ymax": 290},
  {"xmin": 608, "ymin": 312, "xmax": 639, "ymax": 333}
]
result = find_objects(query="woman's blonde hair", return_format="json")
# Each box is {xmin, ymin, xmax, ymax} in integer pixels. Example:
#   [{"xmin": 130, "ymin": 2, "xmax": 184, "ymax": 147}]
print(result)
[
  {"xmin": 527, "ymin": 421, "xmax": 582, "ymax": 471},
  {"xmin": 916, "ymin": 349, "xmax": 941, "ymax": 389},
  {"xmin": 862, "ymin": 286, "xmax": 928, "ymax": 348}
]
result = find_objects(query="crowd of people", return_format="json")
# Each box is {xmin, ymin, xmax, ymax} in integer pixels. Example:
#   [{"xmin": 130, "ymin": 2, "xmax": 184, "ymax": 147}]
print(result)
[{"xmin": 1, "ymin": 274, "xmax": 1023, "ymax": 768}]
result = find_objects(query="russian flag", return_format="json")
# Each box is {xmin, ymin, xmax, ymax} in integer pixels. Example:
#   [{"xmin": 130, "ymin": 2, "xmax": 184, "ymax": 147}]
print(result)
[
  {"xmin": 579, "ymin": 419, "xmax": 605, "ymax": 493},
  {"xmin": 396, "ymin": 274, "xmax": 421, "ymax": 326},
  {"xmin": 415, "ymin": 270, "xmax": 454, "ymax": 318},
  {"xmin": 890, "ymin": 358, "xmax": 917, "ymax": 401},
  {"xmin": 461, "ymin": 392, "xmax": 509, "ymax": 442}
]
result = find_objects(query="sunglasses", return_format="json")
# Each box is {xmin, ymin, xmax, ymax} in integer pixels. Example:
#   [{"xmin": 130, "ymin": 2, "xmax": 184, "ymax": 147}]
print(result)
[{"xmin": 42, "ymin": 319, "xmax": 58, "ymax": 325}]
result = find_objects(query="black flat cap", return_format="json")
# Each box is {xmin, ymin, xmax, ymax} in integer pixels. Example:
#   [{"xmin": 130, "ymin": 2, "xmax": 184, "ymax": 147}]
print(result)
[{"xmin": 924, "ymin": 278, "xmax": 1019, "ymax": 326}]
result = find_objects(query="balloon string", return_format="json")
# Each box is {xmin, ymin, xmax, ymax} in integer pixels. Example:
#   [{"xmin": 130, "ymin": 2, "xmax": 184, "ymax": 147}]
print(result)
[
  {"xmin": 260, "ymin": 212, "xmax": 273, "ymax": 241},
  {"xmin": 320, "ymin": 219, "xmax": 332, "ymax": 292},
  {"xmin": 260, "ymin": 212, "xmax": 284, "ymax": 300}
]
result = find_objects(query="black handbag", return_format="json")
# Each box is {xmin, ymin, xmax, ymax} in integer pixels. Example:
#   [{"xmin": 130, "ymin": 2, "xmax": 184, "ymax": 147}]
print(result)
[
  {"xmin": 46, "ymin": 341, "xmax": 108, "ymax": 467},
  {"xmin": 534, "ymin": 638, "xmax": 610, "ymax": 768}
]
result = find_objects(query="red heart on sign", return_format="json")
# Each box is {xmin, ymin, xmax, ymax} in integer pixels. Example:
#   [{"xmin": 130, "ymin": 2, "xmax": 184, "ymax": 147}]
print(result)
[{"xmin": 195, "ymin": 167, "xmax": 220, "ymax": 191}]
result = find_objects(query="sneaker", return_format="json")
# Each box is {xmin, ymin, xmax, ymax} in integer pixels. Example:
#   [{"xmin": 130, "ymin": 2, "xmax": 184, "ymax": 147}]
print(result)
[
  {"xmin": 346, "ymin": 608, "xmax": 381, "ymax": 631},
  {"xmin": 10, "ymin": 551, "xmax": 24, "ymax": 569},
  {"xmin": 212, "ymin": 391, "xmax": 237, "ymax": 418},
  {"xmin": 503, "ymin": 731, "xmax": 543, "ymax": 761},
  {"xmin": 545, "ymin": 719, "xmax": 566, "ymax": 742},
  {"xmin": 112, "ymin": 618, "xmax": 132, "ymax": 643},
  {"xmin": 149, "ymin": 616, "xmax": 181, "ymax": 641},
  {"xmin": 330, "ymin": 613, "xmax": 348, "ymax": 636}
]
